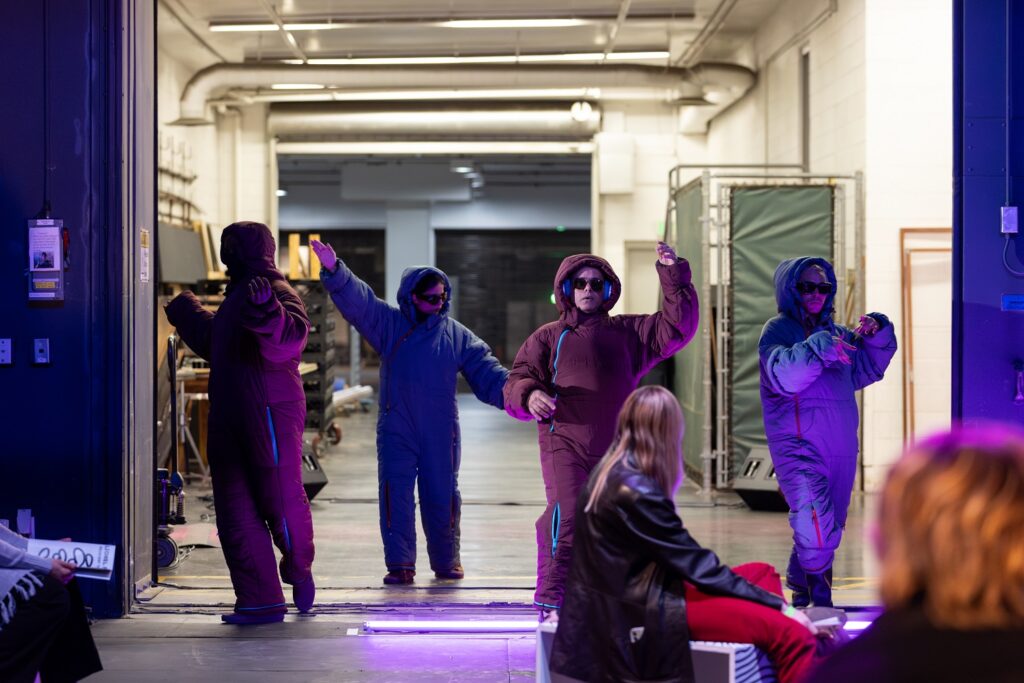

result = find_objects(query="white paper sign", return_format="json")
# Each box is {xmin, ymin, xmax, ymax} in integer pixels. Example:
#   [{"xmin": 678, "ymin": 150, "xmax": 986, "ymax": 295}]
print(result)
[
  {"xmin": 28, "ymin": 225, "xmax": 60, "ymax": 272},
  {"xmin": 27, "ymin": 539, "xmax": 117, "ymax": 581}
]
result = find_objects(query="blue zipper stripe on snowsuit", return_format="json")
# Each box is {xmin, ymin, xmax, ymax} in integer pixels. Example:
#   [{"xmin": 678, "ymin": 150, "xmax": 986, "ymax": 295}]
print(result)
[
  {"xmin": 266, "ymin": 407, "xmax": 280, "ymax": 465},
  {"xmin": 266, "ymin": 407, "xmax": 293, "ymax": 552},
  {"xmin": 548, "ymin": 328, "xmax": 572, "ymax": 433},
  {"xmin": 550, "ymin": 502, "xmax": 561, "ymax": 557}
]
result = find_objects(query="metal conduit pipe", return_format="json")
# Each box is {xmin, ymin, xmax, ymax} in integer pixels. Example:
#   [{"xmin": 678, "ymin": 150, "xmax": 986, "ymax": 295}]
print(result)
[
  {"xmin": 677, "ymin": 62, "xmax": 757, "ymax": 134},
  {"xmin": 174, "ymin": 62, "xmax": 754, "ymax": 125}
]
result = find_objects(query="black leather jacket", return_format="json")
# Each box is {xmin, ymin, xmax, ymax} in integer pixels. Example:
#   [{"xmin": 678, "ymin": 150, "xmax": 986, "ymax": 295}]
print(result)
[{"xmin": 550, "ymin": 456, "xmax": 784, "ymax": 682}]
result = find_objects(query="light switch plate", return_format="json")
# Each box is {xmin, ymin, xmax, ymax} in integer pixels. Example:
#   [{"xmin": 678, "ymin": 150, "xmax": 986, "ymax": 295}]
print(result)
[
  {"xmin": 0, "ymin": 339, "xmax": 10, "ymax": 365},
  {"xmin": 33, "ymin": 338, "xmax": 50, "ymax": 365}
]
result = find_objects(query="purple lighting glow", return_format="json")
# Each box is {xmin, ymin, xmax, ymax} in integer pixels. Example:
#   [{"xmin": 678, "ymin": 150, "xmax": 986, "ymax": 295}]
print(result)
[
  {"xmin": 363, "ymin": 616, "xmax": 876, "ymax": 635},
  {"xmin": 363, "ymin": 619, "xmax": 538, "ymax": 633}
]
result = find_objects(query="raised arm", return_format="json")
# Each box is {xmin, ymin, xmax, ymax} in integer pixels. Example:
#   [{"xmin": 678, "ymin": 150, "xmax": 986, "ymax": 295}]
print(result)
[
  {"xmin": 849, "ymin": 312, "xmax": 897, "ymax": 391},
  {"xmin": 240, "ymin": 277, "xmax": 310, "ymax": 363},
  {"xmin": 455, "ymin": 322, "xmax": 509, "ymax": 410},
  {"xmin": 621, "ymin": 488, "xmax": 783, "ymax": 609},
  {"xmin": 628, "ymin": 244, "xmax": 700, "ymax": 372},
  {"xmin": 313, "ymin": 239, "xmax": 400, "ymax": 354},
  {"xmin": 164, "ymin": 290, "xmax": 215, "ymax": 361},
  {"xmin": 503, "ymin": 329, "xmax": 552, "ymax": 421}
]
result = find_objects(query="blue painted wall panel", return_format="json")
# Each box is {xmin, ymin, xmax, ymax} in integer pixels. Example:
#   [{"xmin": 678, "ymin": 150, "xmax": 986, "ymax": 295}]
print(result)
[
  {"xmin": 0, "ymin": 1, "xmax": 125, "ymax": 616},
  {"xmin": 954, "ymin": 0, "xmax": 1024, "ymax": 426}
]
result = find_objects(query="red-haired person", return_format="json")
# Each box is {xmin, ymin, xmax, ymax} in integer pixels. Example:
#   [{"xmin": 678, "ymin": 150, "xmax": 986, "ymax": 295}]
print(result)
[{"xmin": 807, "ymin": 424, "xmax": 1024, "ymax": 683}]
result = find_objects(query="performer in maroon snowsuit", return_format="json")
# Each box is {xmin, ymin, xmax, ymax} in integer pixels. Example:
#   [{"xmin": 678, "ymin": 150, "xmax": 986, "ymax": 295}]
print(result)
[
  {"xmin": 165, "ymin": 221, "xmax": 316, "ymax": 624},
  {"xmin": 504, "ymin": 243, "xmax": 699, "ymax": 615}
]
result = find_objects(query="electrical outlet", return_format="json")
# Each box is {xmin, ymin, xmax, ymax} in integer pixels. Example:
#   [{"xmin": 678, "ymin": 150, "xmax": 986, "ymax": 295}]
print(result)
[
  {"xmin": 0, "ymin": 339, "xmax": 10, "ymax": 365},
  {"xmin": 33, "ymin": 338, "xmax": 50, "ymax": 365}
]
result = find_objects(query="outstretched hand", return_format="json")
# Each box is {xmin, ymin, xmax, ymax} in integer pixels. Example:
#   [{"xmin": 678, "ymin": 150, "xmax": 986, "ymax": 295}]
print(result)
[
  {"xmin": 248, "ymin": 276, "xmax": 273, "ymax": 305},
  {"xmin": 310, "ymin": 239, "xmax": 337, "ymax": 273},
  {"xmin": 656, "ymin": 241, "xmax": 677, "ymax": 266},
  {"xmin": 832, "ymin": 336, "xmax": 857, "ymax": 365},
  {"xmin": 853, "ymin": 315, "xmax": 880, "ymax": 337}
]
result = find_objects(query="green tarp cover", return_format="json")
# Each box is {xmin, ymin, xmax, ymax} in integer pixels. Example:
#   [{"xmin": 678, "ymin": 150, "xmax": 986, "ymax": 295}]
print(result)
[{"xmin": 728, "ymin": 186, "xmax": 834, "ymax": 476}]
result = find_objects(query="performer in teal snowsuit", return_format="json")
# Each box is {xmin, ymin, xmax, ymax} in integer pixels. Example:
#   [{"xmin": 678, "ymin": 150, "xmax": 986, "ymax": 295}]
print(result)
[
  {"xmin": 311, "ymin": 239, "xmax": 508, "ymax": 585},
  {"xmin": 759, "ymin": 257, "xmax": 896, "ymax": 607}
]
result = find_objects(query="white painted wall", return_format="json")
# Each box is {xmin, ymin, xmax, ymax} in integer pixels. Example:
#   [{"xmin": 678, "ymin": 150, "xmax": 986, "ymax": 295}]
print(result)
[
  {"xmin": 862, "ymin": 0, "xmax": 953, "ymax": 489},
  {"xmin": 158, "ymin": 48, "xmax": 275, "ymax": 257},
  {"xmin": 594, "ymin": 103, "xmax": 704, "ymax": 281},
  {"xmin": 156, "ymin": 48, "xmax": 219, "ymax": 229}
]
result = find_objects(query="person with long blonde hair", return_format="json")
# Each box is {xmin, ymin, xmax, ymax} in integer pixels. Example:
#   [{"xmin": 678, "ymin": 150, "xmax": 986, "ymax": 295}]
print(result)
[
  {"xmin": 807, "ymin": 423, "xmax": 1024, "ymax": 683},
  {"xmin": 550, "ymin": 386, "xmax": 820, "ymax": 683}
]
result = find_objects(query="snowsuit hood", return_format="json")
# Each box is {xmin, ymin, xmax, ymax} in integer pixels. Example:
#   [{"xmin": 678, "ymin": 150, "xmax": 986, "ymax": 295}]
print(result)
[
  {"xmin": 773, "ymin": 256, "xmax": 837, "ymax": 331},
  {"xmin": 396, "ymin": 266, "xmax": 452, "ymax": 323},
  {"xmin": 220, "ymin": 221, "xmax": 286, "ymax": 291},
  {"xmin": 553, "ymin": 254, "xmax": 622, "ymax": 323}
]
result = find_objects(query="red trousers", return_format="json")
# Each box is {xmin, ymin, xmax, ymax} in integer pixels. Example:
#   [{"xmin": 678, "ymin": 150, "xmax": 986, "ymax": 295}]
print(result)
[{"xmin": 685, "ymin": 562, "xmax": 818, "ymax": 683}]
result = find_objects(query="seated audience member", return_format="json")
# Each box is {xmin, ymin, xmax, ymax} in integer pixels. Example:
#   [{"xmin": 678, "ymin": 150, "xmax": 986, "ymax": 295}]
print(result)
[
  {"xmin": 550, "ymin": 386, "xmax": 820, "ymax": 683},
  {"xmin": 0, "ymin": 524, "xmax": 103, "ymax": 682},
  {"xmin": 807, "ymin": 423, "xmax": 1024, "ymax": 683}
]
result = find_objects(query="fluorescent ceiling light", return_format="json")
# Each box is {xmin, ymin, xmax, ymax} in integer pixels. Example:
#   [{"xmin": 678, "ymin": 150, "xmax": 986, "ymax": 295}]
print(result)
[
  {"xmin": 210, "ymin": 23, "xmax": 278, "ymax": 32},
  {"xmin": 275, "ymin": 189, "xmax": 288, "ymax": 197},
  {"xmin": 270, "ymin": 83, "xmax": 326, "ymax": 90},
  {"xmin": 283, "ymin": 22, "xmax": 349, "ymax": 31},
  {"xmin": 210, "ymin": 22, "xmax": 353, "ymax": 32},
  {"xmin": 283, "ymin": 51, "xmax": 667, "ymax": 66},
  {"xmin": 276, "ymin": 141, "xmax": 595, "ymax": 155},
  {"xmin": 438, "ymin": 18, "xmax": 589, "ymax": 29}
]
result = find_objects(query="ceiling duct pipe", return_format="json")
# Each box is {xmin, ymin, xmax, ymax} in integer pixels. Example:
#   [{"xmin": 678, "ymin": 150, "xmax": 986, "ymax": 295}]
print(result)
[
  {"xmin": 173, "ymin": 63, "xmax": 752, "ymax": 125},
  {"xmin": 267, "ymin": 102, "xmax": 601, "ymax": 138},
  {"xmin": 677, "ymin": 62, "xmax": 756, "ymax": 134}
]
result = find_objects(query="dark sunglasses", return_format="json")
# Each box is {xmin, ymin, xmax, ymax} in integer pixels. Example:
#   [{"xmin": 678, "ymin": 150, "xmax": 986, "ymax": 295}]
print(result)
[
  {"xmin": 795, "ymin": 281, "xmax": 833, "ymax": 295},
  {"xmin": 415, "ymin": 292, "xmax": 446, "ymax": 305},
  {"xmin": 573, "ymin": 277, "xmax": 606, "ymax": 291}
]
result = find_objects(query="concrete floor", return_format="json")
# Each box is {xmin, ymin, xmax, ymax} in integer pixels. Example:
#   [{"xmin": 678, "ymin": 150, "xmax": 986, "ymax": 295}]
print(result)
[{"xmin": 90, "ymin": 396, "xmax": 880, "ymax": 681}]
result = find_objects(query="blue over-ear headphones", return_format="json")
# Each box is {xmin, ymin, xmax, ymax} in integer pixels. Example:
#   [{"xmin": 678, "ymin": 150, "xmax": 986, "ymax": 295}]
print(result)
[{"xmin": 561, "ymin": 277, "xmax": 613, "ymax": 301}]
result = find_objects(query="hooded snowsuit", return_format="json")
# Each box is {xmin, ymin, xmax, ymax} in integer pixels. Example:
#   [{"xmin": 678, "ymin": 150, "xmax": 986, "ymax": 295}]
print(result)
[
  {"xmin": 504, "ymin": 254, "xmax": 699, "ymax": 609},
  {"xmin": 165, "ymin": 221, "xmax": 314, "ymax": 614},
  {"xmin": 320, "ymin": 261, "xmax": 508, "ymax": 575},
  {"xmin": 758, "ymin": 257, "xmax": 896, "ymax": 604}
]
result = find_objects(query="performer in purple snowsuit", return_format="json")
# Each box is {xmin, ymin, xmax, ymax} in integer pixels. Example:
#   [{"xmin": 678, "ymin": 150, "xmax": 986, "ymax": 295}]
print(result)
[
  {"xmin": 310, "ymin": 239, "xmax": 508, "ymax": 585},
  {"xmin": 504, "ymin": 243, "xmax": 699, "ymax": 617},
  {"xmin": 759, "ymin": 257, "xmax": 896, "ymax": 608},
  {"xmin": 166, "ymin": 221, "xmax": 315, "ymax": 624}
]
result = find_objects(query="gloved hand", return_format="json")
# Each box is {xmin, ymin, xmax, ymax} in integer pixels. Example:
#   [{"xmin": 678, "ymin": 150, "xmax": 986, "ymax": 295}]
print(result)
[
  {"xmin": 249, "ymin": 276, "xmax": 272, "ymax": 305},
  {"xmin": 310, "ymin": 239, "xmax": 337, "ymax": 273}
]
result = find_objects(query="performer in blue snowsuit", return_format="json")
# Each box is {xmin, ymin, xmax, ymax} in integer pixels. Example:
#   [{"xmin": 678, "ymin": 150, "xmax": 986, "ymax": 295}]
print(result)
[
  {"xmin": 311, "ymin": 239, "xmax": 508, "ymax": 585},
  {"xmin": 759, "ymin": 257, "xmax": 896, "ymax": 608}
]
